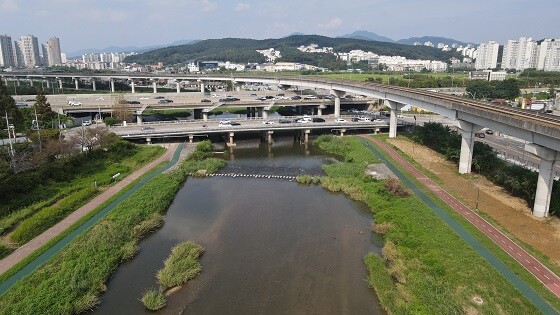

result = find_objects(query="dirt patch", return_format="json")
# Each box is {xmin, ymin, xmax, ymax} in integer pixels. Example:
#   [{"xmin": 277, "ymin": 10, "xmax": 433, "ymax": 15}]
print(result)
[
  {"xmin": 387, "ymin": 138, "xmax": 560, "ymax": 266},
  {"xmin": 365, "ymin": 163, "xmax": 395, "ymax": 179}
]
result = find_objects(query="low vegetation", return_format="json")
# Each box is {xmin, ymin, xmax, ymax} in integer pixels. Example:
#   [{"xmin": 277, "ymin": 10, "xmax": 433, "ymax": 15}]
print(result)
[
  {"xmin": 0, "ymin": 140, "xmax": 224, "ymax": 314},
  {"xmin": 156, "ymin": 241, "xmax": 204, "ymax": 289},
  {"xmin": 314, "ymin": 135, "xmax": 554, "ymax": 314},
  {"xmin": 141, "ymin": 288, "xmax": 166, "ymax": 311}
]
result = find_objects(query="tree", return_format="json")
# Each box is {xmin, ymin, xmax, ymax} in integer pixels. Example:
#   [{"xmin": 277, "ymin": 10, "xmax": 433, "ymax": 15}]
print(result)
[
  {"xmin": 494, "ymin": 79, "xmax": 520, "ymax": 100},
  {"xmin": 112, "ymin": 94, "xmax": 133, "ymax": 122},
  {"xmin": 33, "ymin": 88, "xmax": 56, "ymax": 128},
  {"xmin": 0, "ymin": 80, "xmax": 22, "ymax": 131}
]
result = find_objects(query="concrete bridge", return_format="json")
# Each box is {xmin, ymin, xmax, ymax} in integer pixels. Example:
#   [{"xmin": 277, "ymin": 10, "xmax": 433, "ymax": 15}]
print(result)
[{"xmin": 3, "ymin": 72, "xmax": 560, "ymax": 217}]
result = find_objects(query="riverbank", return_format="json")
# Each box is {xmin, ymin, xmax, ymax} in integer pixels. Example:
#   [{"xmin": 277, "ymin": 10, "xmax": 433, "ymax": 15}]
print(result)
[
  {"xmin": 0, "ymin": 141, "xmax": 226, "ymax": 314},
  {"xmin": 314, "ymin": 135, "xmax": 555, "ymax": 314}
]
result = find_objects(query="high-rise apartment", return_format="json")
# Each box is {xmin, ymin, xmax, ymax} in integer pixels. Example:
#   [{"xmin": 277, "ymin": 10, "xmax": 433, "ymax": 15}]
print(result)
[
  {"xmin": 16, "ymin": 35, "xmax": 41, "ymax": 68},
  {"xmin": 474, "ymin": 41, "xmax": 499, "ymax": 70},
  {"xmin": 501, "ymin": 37, "xmax": 538, "ymax": 71},
  {"xmin": 537, "ymin": 39, "xmax": 560, "ymax": 72},
  {"xmin": 0, "ymin": 35, "xmax": 15, "ymax": 67},
  {"xmin": 42, "ymin": 37, "xmax": 62, "ymax": 66}
]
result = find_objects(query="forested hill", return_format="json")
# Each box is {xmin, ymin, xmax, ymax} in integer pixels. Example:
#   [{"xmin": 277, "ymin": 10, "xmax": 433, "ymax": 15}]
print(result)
[{"xmin": 125, "ymin": 35, "xmax": 457, "ymax": 67}]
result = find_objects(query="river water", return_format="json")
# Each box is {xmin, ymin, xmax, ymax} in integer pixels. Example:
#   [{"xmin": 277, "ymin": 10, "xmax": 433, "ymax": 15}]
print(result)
[{"xmin": 94, "ymin": 137, "xmax": 385, "ymax": 314}]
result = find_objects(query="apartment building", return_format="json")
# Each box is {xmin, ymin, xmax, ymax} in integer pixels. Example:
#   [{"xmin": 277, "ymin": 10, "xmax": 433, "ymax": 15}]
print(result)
[
  {"xmin": 474, "ymin": 41, "xmax": 499, "ymax": 70},
  {"xmin": 42, "ymin": 37, "xmax": 62, "ymax": 66},
  {"xmin": 0, "ymin": 35, "xmax": 15, "ymax": 67},
  {"xmin": 16, "ymin": 35, "xmax": 41, "ymax": 68}
]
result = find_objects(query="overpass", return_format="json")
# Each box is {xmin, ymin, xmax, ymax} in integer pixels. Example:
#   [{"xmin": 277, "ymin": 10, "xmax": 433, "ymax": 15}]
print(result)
[{"xmin": 4, "ymin": 72, "xmax": 560, "ymax": 217}]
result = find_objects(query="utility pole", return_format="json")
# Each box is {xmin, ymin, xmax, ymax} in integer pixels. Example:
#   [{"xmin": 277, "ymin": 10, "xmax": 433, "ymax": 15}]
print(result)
[
  {"xmin": 4, "ymin": 111, "xmax": 14, "ymax": 157},
  {"xmin": 33, "ymin": 106, "xmax": 42, "ymax": 151}
]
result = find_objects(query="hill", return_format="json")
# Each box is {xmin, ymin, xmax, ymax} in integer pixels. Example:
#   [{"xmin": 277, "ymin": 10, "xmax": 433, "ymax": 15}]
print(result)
[
  {"xmin": 397, "ymin": 36, "xmax": 473, "ymax": 47},
  {"xmin": 339, "ymin": 30, "xmax": 395, "ymax": 43},
  {"xmin": 125, "ymin": 35, "xmax": 458, "ymax": 68},
  {"xmin": 67, "ymin": 39, "xmax": 197, "ymax": 58}
]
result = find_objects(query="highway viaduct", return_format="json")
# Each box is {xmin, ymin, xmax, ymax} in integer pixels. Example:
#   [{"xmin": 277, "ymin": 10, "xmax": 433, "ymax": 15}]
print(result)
[{"xmin": 3, "ymin": 72, "xmax": 560, "ymax": 218}]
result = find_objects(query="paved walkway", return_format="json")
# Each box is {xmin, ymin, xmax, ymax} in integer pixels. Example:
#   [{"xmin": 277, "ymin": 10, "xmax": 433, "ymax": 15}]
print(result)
[
  {"xmin": 360, "ymin": 136, "xmax": 559, "ymax": 313},
  {"xmin": 0, "ymin": 143, "xmax": 178, "ymax": 276}
]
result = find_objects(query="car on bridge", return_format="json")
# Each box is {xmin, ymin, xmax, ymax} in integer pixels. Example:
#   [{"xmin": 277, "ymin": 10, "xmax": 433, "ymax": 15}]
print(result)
[
  {"xmin": 158, "ymin": 99, "xmax": 173, "ymax": 103},
  {"xmin": 312, "ymin": 117, "xmax": 325, "ymax": 123},
  {"xmin": 127, "ymin": 100, "xmax": 140, "ymax": 104},
  {"xmin": 334, "ymin": 118, "xmax": 347, "ymax": 123},
  {"xmin": 141, "ymin": 126, "xmax": 155, "ymax": 132},
  {"xmin": 68, "ymin": 100, "xmax": 82, "ymax": 106},
  {"xmin": 201, "ymin": 99, "xmax": 211, "ymax": 103},
  {"xmin": 262, "ymin": 120, "xmax": 274, "ymax": 125},
  {"xmin": 154, "ymin": 96, "xmax": 165, "ymax": 99}
]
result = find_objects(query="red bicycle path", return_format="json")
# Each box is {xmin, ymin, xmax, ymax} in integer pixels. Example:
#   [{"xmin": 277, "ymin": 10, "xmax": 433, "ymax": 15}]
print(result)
[{"xmin": 365, "ymin": 136, "xmax": 560, "ymax": 301}]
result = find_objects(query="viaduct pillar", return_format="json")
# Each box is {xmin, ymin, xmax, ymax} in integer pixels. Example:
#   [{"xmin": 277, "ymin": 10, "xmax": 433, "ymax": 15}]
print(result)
[
  {"xmin": 457, "ymin": 120, "xmax": 475, "ymax": 174},
  {"xmin": 92, "ymin": 80, "xmax": 96, "ymax": 91},
  {"xmin": 131, "ymin": 80, "xmax": 135, "ymax": 93},
  {"xmin": 152, "ymin": 81, "xmax": 157, "ymax": 94},
  {"xmin": 385, "ymin": 99, "xmax": 404, "ymax": 138},
  {"xmin": 330, "ymin": 89, "xmax": 345, "ymax": 118},
  {"xmin": 525, "ymin": 143, "xmax": 558, "ymax": 217},
  {"xmin": 74, "ymin": 78, "xmax": 79, "ymax": 90},
  {"xmin": 110, "ymin": 79, "xmax": 115, "ymax": 93}
]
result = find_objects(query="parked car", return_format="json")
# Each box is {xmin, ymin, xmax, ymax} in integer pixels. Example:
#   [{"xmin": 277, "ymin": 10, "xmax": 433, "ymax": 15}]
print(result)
[
  {"xmin": 485, "ymin": 129, "xmax": 494, "ymax": 135},
  {"xmin": 82, "ymin": 120, "xmax": 92, "ymax": 126},
  {"xmin": 201, "ymin": 99, "xmax": 211, "ymax": 103},
  {"xmin": 334, "ymin": 118, "xmax": 347, "ymax": 123}
]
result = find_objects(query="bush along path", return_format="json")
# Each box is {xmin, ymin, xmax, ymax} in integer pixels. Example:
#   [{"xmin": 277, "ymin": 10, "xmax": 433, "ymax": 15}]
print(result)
[
  {"xmin": 0, "ymin": 143, "xmax": 181, "ymax": 291},
  {"xmin": 361, "ymin": 136, "xmax": 559, "ymax": 314}
]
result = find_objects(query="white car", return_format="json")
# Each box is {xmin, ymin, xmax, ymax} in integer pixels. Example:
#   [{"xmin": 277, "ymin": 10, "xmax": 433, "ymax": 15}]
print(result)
[
  {"xmin": 357, "ymin": 116, "xmax": 371, "ymax": 122},
  {"xmin": 334, "ymin": 118, "xmax": 347, "ymax": 123},
  {"xmin": 262, "ymin": 120, "xmax": 274, "ymax": 125},
  {"xmin": 82, "ymin": 120, "xmax": 92, "ymax": 126},
  {"xmin": 219, "ymin": 120, "xmax": 232, "ymax": 126},
  {"xmin": 68, "ymin": 100, "xmax": 82, "ymax": 106}
]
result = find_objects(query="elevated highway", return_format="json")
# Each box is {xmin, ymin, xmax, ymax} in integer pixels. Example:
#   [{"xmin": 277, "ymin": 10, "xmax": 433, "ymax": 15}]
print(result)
[{"xmin": 4, "ymin": 72, "xmax": 560, "ymax": 217}]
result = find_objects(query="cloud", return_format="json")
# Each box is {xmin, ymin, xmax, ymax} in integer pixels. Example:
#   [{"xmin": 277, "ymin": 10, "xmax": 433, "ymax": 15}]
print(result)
[
  {"xmin": 234, "ymin": 2, "xmax": 250, "ymax": 11},
  {"xmin": 0, "ymin": 0, "xmax": 18, "ymax": 14},
  {"xmin": 319, "ymin": 17, "xmax": 342, "ymax": 30},
  {"xmin": 201, "ymin": 0, "xmax": 216, "ymax": 11}
]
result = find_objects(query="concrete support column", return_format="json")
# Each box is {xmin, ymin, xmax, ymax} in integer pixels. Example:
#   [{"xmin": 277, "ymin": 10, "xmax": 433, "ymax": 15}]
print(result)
[
  {"xmin": 330, "ymin": 90, "xmax": 345, "ymax": 118},
  {"xmin": 3, "ymin": 78, "xmax": 7, "ymax": 86},
  {"xmin": 317, "ymin": 106, "xmax": 324, "ymax": 116},
  {"xmin": 146, "ymin": 137, "xmax": 152, "ymax": 144},
  {"xmin": 525, "ymin": 143, "xmax": 558, "ymax": 217},
  {"xmin": 137, "ymin": 114, "xmax": 143, "ymax": 126},
  {"xmin": 45, "ymin": 80, "xmax": 50, "ymax": 88},
  {"xmin": 189, "ymin": 135, "xmax": 194, "ymax": 143},
  {"xmin": 58, "ymin": 79, "xmax": 62, "ymax": 89},
  {"xmin": 74, "ymin": 78, "xmax": 79, "ymax": 90},
  {"xmin": 457, "ymin": 120, "xmax": 475, "ymax": 174},
  {"xmin": 29, "ymin": 79, "xmax": 33, "ymax": 87},
  {"xmin": 385, "ymin": 99, "xmax": 404, "ymax": 138},
  {"xmin": 110, "ymin": 79, "xmax": 115, "ymax": 93},
  {"xmin": 257, "ymin": 107, "xmax": 263, "ymax": 118},
  {"xmin": 131, "ymin": 80, "xmax": 135, "ymax": 93},
  {"xmin": 200, "ymin": 81, "xmax": 205, "ymax": 95},
  {"xmin": 176, "ymin": 81, "xmax": 181, "ymax": 93},
  {"xmin": 267, "ymin": 130, "xmax": 273, "ymax": 143},
  {"xmin": 228, "ymin": 132, "xmax": 236, "ymax": 147},
  {"xmin": 202, "ymin": 112, "xmax": 208, "ymax": 121},
  {"xmin": 304, "ymin": 129, "xmax": 310, "ymax": 144},
  {"xmin": 340, "ymin": 129, "xmax": 346, "ymax": 137},
  {"xmin": 16, "ymin": 79, "xmax": 20, "ymax": 86},
  {"xmin": 92, "ymin": 80, "xmax": 96, "ymax": 91},
  {"xmin": 262, "ymin": 110, "xmax": 269, "ymax": 120},
  {"xmin": 152, "ymin": 81, "xmax": 157, "ymax": 94}
]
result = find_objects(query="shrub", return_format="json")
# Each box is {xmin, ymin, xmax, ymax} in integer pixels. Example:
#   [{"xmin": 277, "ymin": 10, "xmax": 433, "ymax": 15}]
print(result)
[
  {"xmin": 103, "ymin": 117, "xmax": 117, "ymax": 126},
  {"xmin": 141, "ymin": 288, "xmax": 166, "ymax": 311},
  {"xmin": 384, "ymin": 177, "xmax": 410, "ymax": 197},
  {"xmin": 156, "ymin": 241, "xmax": 204, "ymax": 288},
  {"xmin": 132, "ymin": 213, "xmax": 164, "ymax": 241}
]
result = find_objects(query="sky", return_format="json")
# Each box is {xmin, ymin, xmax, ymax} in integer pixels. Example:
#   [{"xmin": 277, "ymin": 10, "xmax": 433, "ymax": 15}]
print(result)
[{"xmin": 0, "ymin": 0, "xmax": 558, "ymax": 54}]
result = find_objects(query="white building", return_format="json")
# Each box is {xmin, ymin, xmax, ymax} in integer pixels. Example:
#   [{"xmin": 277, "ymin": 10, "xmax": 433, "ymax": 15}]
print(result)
[
  {"xmin": 0, "ymin": 35, "xmax": 15, "ymax": 68},
  {"xmin": 536, "ymin": 39, "xmax": 560, "ymax": 71},
  {"xmin": 16, "ymin": 35, "xmax": 41, "ymax": 68},
  {"xmin": 474, "ymin": 41, "xmax": 499, "ymax": 70},
  {"xmin": 41, "ymin": 37, "xmax": 62, "ymax": 66},
  {"xmin": 256, "ymin": 48, "xmax": 281, "ymax": 62},
  {"xmin": 502, "ymin": 37, "xmax": 538, "ymax": 71}
]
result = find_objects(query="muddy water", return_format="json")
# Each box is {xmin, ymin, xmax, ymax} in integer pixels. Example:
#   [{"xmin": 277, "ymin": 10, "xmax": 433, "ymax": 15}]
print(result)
[{"xmin": 94, "ymin": 138, "xmax": 385, "ymax": 314}]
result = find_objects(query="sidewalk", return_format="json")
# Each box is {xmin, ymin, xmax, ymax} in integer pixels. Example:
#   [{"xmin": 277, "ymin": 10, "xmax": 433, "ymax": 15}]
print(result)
[{"xmin": 0, "ymin": 143, "xmax": 178, "ymax": 276}]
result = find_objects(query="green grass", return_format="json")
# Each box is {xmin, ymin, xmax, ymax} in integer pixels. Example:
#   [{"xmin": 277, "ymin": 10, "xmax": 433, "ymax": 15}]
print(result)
[
  {"xmin": 156, "ymin": 241, "xmax": 204, "ymax": 289},
  {"xmin": 314, "ymin": 135, "xmax": 552, "ymax": 314},
  {"xmin": 0, "ymin": 142, "xmax": 224, "ymax": 314},
  {"xmin": 141, "ymin": 288, "xmax": 166, "ymax": 311},
  {"xmin": 311, "ymin": 72, "xmax": 468, "ymax": 83}
]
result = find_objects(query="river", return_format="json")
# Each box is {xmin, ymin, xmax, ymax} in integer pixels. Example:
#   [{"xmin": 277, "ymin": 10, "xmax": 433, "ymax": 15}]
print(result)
[{"xmin": 94, "ymin": 137, "xmax": 384, "ymax": 314}]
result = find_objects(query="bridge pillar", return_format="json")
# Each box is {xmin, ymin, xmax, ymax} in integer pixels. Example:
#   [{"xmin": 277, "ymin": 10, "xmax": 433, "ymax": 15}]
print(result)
[
  {"xmin": 16, "ymin": 78, "xmax": 20, "ymax": 86},
  {"xmin": 110, "ymin": 79, "xmax": 115, "ymax": 93},
  {"xmin": 3, "ymin": 78, "xmax": 7, "ymax": 86},
  {"xmin": 189, "ymin": 135, "xmax": 194, "ymax": 143},
  {"xmin": 74, "ymin": 78, "xmax": 79, "ymax": 90},
  {"xmin": 136, "ymin": 114, "xmax": 143, "ymax": 126},
  {"xmin": 202, "ymin": 112, "xmax": 208, "ymax": 121},
  {"xmin": 58, "ymin": 78, "xmax": 62, "ymax": 89},
  {"xmin": 340, "ymin": 129, "xmax": 346, "ymax": 137},
  {"xmin": 457, "ymin": 120, "xmax": 475, "ymax": 174},
  {"xmin": 92, "ymin": 80, "xmax": 96, "ymax": 91},
  {"xmin": 262, "ymin": 109, "xmax": 269, "ymax": 120},
  {"xmin": 525, "ymin": 143, "xmax": 558, "ymax": 217},
  {"xmin": 29, "ymin": 79, "xmax": 33, "ymax": 87},
  {"xmin": 200, "ymin": 81, "xmax": 205, "ymax": 95},
  {"xmin": 176, "ymin": 81, "xmax": 181, "ymax": 93},
  {"xmin": 267, "ymin": 130, "xmax": 274, "ymax": 143},
  {"xmin": 45, "ymin": 80, "xmax": 50, "ymax": 88},
  {"xmin": 131, "ymin": 80, "xmax": 135, "ymax": 93},
  {"xmin": 385, "ymin": 99, "xmax": 404, "ymax": 138},
  {"xmin": 152, "ymin": 81, "xmax": 157, "ymax": 94},
  {"xmin": 146, "ymin": 137, "xmax": 152, "ymax": 144},
  {"xmin": 330, "ymin": 90, "xmax": 345, "ymax": 118},
  {"xmin": 228, "ymin": 132, "xmax": 236, "ymax": 147},
  {"xmin": 304, "ymin": 129, "xmax": 310, "ymax": 144}
]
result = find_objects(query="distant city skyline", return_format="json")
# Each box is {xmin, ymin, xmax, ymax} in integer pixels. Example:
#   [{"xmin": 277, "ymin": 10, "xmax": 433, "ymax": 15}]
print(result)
[{"xmin": 0, "ymin": 0, "xmax": 558, "ymax": 53}]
